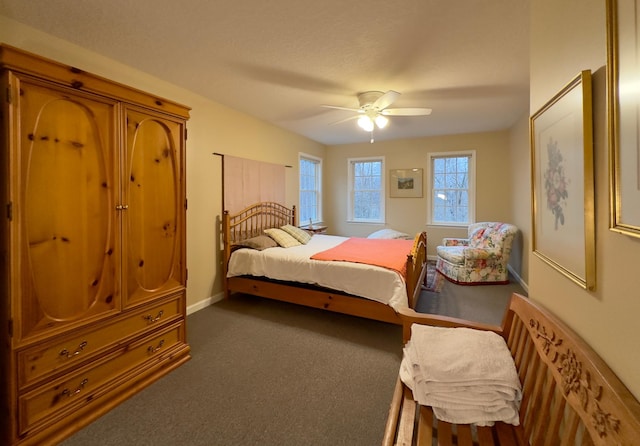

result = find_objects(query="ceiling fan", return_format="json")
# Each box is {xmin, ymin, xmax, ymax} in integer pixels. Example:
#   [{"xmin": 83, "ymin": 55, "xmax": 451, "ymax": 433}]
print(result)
[{"xmin": 322, "ymin": 90, "xmax": 432, "ymax": 133}]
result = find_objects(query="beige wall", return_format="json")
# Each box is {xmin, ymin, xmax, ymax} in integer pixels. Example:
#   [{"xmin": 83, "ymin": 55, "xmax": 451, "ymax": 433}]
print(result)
[
  {"xmin": 324, "ymin": 132, "xmax": 518, "ymax": 267},
  {"xmin": 0, "ymin": 16, "xmax": 326, "ymax": 312},
  {"xmin": 530, "ymin": 0, "xmax": 640, "ymax": 399},
  {"xmin": 508, "ymin": 114, "xmax": 531, "ymax": 286}
]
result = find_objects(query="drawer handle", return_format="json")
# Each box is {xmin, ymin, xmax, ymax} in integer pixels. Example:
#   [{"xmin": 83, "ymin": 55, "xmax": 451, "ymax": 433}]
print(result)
[
  {"xmin": 59, "ymin": 341, "xmax": 88, "ymax": 359},
  {"xmin": 143, "ymin": 310, "xmax": 164, "ymax": 324},
  {"xmin": 147, "ymin": 339, "xmax": 165, "ymax": 354},
  {"xmin": 61, "ymin": 378, "xmax": 89, "ymax": 398}
]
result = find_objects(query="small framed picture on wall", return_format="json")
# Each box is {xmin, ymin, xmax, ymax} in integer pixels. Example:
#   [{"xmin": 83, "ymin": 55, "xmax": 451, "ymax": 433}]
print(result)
[{"xmin": 390, "ymin": 168, "xmax": 423, "ymax": 198}]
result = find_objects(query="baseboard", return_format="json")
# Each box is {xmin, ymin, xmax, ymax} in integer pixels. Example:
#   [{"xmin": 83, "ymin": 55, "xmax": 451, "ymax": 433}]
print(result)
[
  {"xmin": 507, "ymin": 265, "xmax": 528, "ymax": 293},
  {"xmin": 186, "ymin": 292, "xmax": 224, "ymax": 315}
]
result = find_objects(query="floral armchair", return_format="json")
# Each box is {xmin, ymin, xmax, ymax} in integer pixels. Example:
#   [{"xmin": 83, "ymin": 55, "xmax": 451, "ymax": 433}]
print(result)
[{"xmin": 435, "ymin": 222, "xmax": 518, "ymax": 285}]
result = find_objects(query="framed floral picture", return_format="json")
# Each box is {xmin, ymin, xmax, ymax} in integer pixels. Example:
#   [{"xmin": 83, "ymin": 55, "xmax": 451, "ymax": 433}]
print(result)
[
  {"xmin": 389, "ymin": 168, "xmax": 423, "ymax": 198},
  {"xmin": 530, "ymin": 70, "xmax": 596, "ymax": 290}
]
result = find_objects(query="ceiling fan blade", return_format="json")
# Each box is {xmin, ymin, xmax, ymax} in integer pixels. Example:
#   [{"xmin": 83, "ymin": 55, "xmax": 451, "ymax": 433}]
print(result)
[
  {"xmin": 321, "ymin": 104, "xmax": 363, "ymax": 113},
  {"xmin": 373, "ymin": 90, "xmax": 401, "ymax": 110},
  {"xmin": 329, "ymin": 115, "xmax": 361, "ymax": 126},
  {"xmin": 382, "ymin": 107, "xmax": 432, "ymax": 116}
]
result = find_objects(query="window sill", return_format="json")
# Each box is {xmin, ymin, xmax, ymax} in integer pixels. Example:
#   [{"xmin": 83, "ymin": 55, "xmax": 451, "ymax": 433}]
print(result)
[{"xmin": 427, "ymin": 222, "xmax": 469, "ymax": 229}]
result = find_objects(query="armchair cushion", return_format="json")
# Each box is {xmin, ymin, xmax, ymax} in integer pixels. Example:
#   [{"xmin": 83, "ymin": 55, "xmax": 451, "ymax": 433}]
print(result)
[
  {"xmin": 436, "ymin": 222, "xmax": 517, "ymax": 285},
  {"xmin": 436, "ymin": 246, "xmax": 465, "ymax": 264},
  {"xmin": 463, "ymin": 247, "xmax": 502, "ymax": 261}
]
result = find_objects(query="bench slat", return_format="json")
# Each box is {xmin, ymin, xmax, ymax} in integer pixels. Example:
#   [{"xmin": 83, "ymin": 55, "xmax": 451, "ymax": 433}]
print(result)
[
  {"xmin": 477, "ymin": 426, "xmax": 495, "ymax": 445},
  {"xmin": 437, "ymin": 421, "xmax": 454, "ymax": 446},
  {"xmin": 495, "ymin": 422, "xmax": 518, "ymax": 445},
  {"xmin": 524, "ymin": 354, "xmax": 547, "ymax": 440},
  {"xmin": 544, "ymin": 394, "xmax": 565, "ymax": 446},
  {"xmin": 396, "ymin": 387, "xmax": 417, "ymax": 446},
  {"xmin": 416, "ymin": 406, "xmax": 433, "ymax": 446},
  {"xmin": 382, "ymin": 378, "xmax": 404, "ymax": 446},
  {"xmin": 531, "ymin": 370, "xmax": 557, "ymax": 445},
  {"xmin": 509, "ymin": 318, "xmax": 525, "ymax": 363},
  {"xmin": 519, "ymin": 341, "xmax": 540, "ymax": 431},
  {"xmin": 456, "ymin": 423, "xmax": 474, "ymax": 446}
]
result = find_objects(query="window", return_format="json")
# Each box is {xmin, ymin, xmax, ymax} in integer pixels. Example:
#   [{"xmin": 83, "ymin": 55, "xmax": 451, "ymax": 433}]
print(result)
[
  {"xmin": 427, "ymin": 151, "xmax": 475, "ymax": 225},
  {"xmin": 348, "ymin": 157, "xmax": 385, "ymax": 223},
  {"xmin": 299, "ymin": 153, "xmax": 322, "ymax": 224}
]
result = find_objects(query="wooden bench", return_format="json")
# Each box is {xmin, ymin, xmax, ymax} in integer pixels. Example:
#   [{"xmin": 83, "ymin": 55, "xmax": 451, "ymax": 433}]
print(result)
[{"xmin": 382, "ymin": 293, "xmax": 640, "ymax": 445}]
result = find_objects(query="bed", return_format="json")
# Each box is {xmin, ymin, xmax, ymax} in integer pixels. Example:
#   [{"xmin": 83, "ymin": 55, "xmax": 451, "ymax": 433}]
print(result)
[{"xmin": 222, "ymin": 202, "xmax": 428, "ymax": 324}]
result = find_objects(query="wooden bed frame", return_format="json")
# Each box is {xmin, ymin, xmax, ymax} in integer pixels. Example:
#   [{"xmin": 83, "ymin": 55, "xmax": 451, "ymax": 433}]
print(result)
[
  {"xmin": 383, "ymin": 293, "xmax": 640, "ymax": 445},
  {"xmin": 221, "ymin": 202, "xmax": 428, "ymax": 324}
]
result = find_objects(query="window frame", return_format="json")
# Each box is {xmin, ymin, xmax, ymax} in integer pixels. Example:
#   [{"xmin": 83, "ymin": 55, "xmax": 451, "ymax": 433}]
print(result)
[
  {"xmin": 298, "ymin": 153, "xmax": 323, "ymax": 225},
  {"xmin": 426, "ymin": 150, "xmax": 476, "ymax": 227},
  {"xmin": 347, "ymin": 156, "xmax": 386, "ymax": 223}
]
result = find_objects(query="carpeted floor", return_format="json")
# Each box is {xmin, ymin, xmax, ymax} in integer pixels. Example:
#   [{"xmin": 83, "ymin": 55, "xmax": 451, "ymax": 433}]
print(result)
[
  {"xmin": 61, "ymin": 276, "xmax": 526, "ymax": 446},
  {"xmin": 417, "ymin": 270, "xmax": 527, "ymax": 326},
  {"xmin": 61, "ymin": 295, "xmax": 404, "ymax": 446}
]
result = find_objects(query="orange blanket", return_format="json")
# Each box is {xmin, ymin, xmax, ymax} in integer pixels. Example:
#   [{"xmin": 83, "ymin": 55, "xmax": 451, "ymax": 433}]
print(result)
[{"xmin": 310, "ymin": 237, "xmax": 413, "ymax": 277}]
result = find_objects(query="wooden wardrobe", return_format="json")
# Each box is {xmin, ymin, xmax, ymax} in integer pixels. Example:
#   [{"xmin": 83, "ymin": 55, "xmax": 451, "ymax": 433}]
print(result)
[{"xmin": 0, "ymin": 44, "xmax": 191, "ymax": 445}]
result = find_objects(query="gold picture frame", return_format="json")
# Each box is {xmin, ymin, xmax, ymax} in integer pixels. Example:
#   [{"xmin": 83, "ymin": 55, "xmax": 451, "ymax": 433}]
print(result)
[
  {"xmin": 389, "ymin": 168, "xmax": 423, "ymax": 198},
  {"xmin": 530, "ymin": 70, "xmax": 595, "ymax": 290},
  {"xmin": 607, "ymin": 0, "xmax": 640, "ymax": 238}
]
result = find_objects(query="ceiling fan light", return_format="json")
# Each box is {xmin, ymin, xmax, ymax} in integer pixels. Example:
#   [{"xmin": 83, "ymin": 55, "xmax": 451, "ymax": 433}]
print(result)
[
  {"xmin": 357, "ymin": 115, "xmax": 374, "ymax": 132},
  {"xmin": 374, "ymin": 114, "xmax": 389, "ymax": 129}
]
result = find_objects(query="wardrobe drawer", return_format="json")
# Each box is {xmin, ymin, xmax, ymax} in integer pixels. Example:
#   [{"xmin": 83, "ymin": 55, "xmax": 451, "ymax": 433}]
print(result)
[
  {"xmin": 18, "ymin": 297, "xmax": 182, "ymax": 389},
  {"xmin": 18, "ymin": 322, "xmax": 184, "ymax": 435}
]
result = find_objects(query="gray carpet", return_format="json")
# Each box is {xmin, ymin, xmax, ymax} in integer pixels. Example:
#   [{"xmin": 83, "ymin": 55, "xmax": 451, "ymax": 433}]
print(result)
[
  {"xmin": 416, "ymin": 274, "xmax": 527, "ymax": 326},
  {"xmin": 61, "ymin": 278, "xmax": 525, "ymax": 446},
  {"xmin": 61, "ymin": 295, "xmax": 404, "ymax": 446}
]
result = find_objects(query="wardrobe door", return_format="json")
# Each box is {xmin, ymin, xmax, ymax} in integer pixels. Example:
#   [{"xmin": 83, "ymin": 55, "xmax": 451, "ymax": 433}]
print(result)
[
  {"xmin": 14, "ymin": 77, "xmax": 120, "ymax": 342},
  {"xmin": 123, "ymin": 106, "xmax": 185, "ymax": 307}
]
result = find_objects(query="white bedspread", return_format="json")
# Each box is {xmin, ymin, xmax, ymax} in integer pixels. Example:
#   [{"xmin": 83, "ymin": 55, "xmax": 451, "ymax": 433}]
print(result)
[{"xmin": 226, "ymin": 234, "xmax": 409, "ymax": 310}]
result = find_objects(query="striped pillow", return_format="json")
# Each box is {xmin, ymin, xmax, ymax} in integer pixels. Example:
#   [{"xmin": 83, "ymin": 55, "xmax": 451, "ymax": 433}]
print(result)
[
  {"xmin": 264, "ymin": 228, "xmax": 301, "ymax": 248},
  {"xmin": 281, "ymin": 224, "xmax": 312, "ymax": 244}
]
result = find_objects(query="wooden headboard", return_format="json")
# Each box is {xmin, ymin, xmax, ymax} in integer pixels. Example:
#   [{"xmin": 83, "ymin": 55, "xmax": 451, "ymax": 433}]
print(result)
[
  {"xmin": 222, "ymin": 202, "xmax": 296, "ymax": 273},
  {"xmin": 223, "ymin": 202, "xmax": 296, "ymax": 245}
]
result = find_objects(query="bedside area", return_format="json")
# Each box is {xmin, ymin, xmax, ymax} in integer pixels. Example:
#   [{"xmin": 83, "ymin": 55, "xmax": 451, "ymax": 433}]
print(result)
[{"xmin": 300, "ymin": 224, "xmax": 328, "ymax": 234}]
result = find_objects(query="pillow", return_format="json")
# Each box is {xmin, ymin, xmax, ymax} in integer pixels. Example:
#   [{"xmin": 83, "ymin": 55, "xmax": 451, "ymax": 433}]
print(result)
[
  {"xmin": 367, "ymin": 228, "xmax": 410, "ymax": 240},
  {"xmin": 264, "ymin": 228, "xmax": 302, "ymax": 248},
  {"xmin": 236, "ymin": 235, "xmax": 278, "ymax": 251},
  {"xmin": 280, "ymin": 224, "xmax": 312, "ymax": 244}
]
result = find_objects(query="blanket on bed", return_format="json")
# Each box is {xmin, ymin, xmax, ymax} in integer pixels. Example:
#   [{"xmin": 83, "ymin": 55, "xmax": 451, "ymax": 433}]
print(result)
[{"xmin": 310, "ymin": 237, "xmax": 413, "ymax": 276}]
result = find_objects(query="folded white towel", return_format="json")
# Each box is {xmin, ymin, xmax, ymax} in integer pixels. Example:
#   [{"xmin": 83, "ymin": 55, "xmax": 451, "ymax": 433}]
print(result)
[
  {"xmin": 408, "ymin": 325, "xmax": 520, "ymax": 385},
  {"xmin": 433, "ymin": 403, "xmax": 520, "ymax": 427},
  {"xmin": 399, "ymin": 324, "xmax": 522, "ymax": 427}
]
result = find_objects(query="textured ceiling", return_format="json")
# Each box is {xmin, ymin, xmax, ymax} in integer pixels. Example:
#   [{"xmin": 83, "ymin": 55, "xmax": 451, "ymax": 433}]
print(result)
[{"xmin": 0, "ymin": 0, "xmax": 530, "ymax": 145}]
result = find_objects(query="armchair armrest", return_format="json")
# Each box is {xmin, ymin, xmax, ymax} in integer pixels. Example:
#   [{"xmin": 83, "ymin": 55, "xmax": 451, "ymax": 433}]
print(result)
[
  {"xmin": 441, "ymin": 237, "xmax": 469, "ymax": 247},
  {"xmin": 462, "ymin": 247, "xmax": 502, "ymax": 260}
]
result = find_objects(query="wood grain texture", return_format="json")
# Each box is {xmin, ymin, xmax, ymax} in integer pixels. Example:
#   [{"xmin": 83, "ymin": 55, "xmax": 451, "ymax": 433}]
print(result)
[
  {"xmin": 383, "ymin": 293, "xmax": 640, "ymax": 445},
  {"xmin": 1, "ymin": 44, "xmax": 190, "ymax": 445}
]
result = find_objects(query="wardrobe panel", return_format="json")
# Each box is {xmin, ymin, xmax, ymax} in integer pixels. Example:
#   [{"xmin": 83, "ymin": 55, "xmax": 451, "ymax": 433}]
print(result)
[
  {"xmin": 17, "ymin": 79, "xmax": 119, "ymax": 340},
  {"xmin": 123, "ymin": 107, "xmax": 185, "ymax": 307}
]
